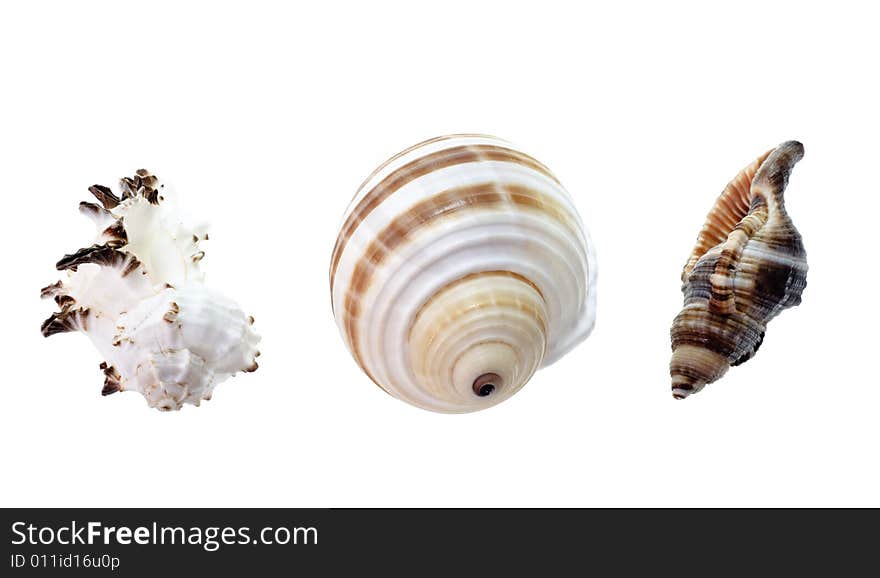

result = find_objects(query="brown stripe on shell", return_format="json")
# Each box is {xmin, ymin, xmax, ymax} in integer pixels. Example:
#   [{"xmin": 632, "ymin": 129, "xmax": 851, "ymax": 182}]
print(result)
[
  {"xmin": 341, "ymin": 183, "xmax": 570, "ymax": 370},
  {"xmin": 56, "ymin": 244, "xmax": 140, "ymax": 276},
  {"xmin": 349, "ymin": 135, "xmax": 502, "ymax": 204},
  {"xmin": 40, "ymin": 280, "xmax": 65, "ymax": 300},
  {"xmin": 669, "ymin": 345, "xmax": 729, "ymax": 399},
  {"xmin": 330, "ymin": 144, "xmax": 561, "ymax": 290},
  {"xmin": 163, "ymin": 302, "xmax": 180, "ymax": 323},
  {"xmin": 682, "ymin": 148, "xmax": 773, "ymax": 280},
  {"xmin": 78, "ymin": 201, "xmax": 111, "ymax": 221},
  {"xmin": 89, "ymin": 184, "xmax": 121, "ymax": 209},
  {"xmin": 41, "ymin": 307, "xmax": 89, "ymax": 337},
  {"xmin": 101, "ymin": 219, "xmax": 128, "ymax": 247},
  {"xmin": 100, "ymin": 362, "xmax": 123, "ymax": 395},
  {"xmin": 121, "ymin": 169, "xmax": 161, "ymax": 204},
  {"xmin": 700, "ymin": 142, "xmax": 804, "ymax": 316},
  {"xmin": 707, "ymin": 198, "xmax": 769, "ymax": 315},
  {"xmin": 55, "ymin": 294, "xmax": 75, "ymax": 308},
  {"xmin": 406, "ymin": 271, "xmax": 547, "ymax": 345},
  {"xmin": 405, "ymin": 272, "xmax": 549, "ymax": 371},
  {"xmin": 407, "ymin": 270, "xmax": 545, "ymax": 342},
  {"xmin": 670, "ymin": 305, "xmax": 762, "ymax": 359}
]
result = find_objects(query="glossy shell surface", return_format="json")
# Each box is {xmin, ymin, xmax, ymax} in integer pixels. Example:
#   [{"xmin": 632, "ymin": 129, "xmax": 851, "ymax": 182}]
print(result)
[
  {"xmin": 331, "ymin": 135, "xmax": 597, "ymax": 412},
  {"xmin": 670, "ymin": 141, "xmax": 808, "ymax": 398}
]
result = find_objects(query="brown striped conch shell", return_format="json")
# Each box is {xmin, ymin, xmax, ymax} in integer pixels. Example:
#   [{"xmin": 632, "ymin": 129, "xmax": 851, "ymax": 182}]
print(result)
[
  {"xmin": 330, "ymin": 135, "xmax": 597, "ymax": 412},
  {"xmin": 670, "ymin": 141, "xmax": 808, "ymax": 399}
]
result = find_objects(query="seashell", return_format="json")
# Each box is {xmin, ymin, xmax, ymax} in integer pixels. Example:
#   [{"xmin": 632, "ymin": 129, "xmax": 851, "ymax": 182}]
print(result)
[
  {"xmin": 330, "ymin": 135, "xmax": 597, "ymax": 412},
  {"xmin": 41, "ymin": 170, "xmax": 260, "ymax": 411},
  {"xmin": 669, "ymin": 141, "xmax": 808, "ymax": 399}
]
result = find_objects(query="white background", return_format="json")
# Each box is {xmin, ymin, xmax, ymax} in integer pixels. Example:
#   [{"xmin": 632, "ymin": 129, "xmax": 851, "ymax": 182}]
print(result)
[{"xmin": 1, "ymin": 1, "xmax": 877, "ymax": 507}]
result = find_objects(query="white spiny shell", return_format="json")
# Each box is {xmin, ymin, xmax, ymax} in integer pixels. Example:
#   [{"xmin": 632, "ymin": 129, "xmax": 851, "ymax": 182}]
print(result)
[
  {"xmin": 42, "ymin": 170, "xmax": 260, "ymax": 411},
  {"xmin": 330, "ymin": 135, "xmax": 597, "ymax": 412}
]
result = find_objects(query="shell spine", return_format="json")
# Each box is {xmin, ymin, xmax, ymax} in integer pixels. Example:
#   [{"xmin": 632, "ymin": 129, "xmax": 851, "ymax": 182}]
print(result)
[{"xmin": 41, "ymin": 170, "xmax": 261, "ymax": 411}]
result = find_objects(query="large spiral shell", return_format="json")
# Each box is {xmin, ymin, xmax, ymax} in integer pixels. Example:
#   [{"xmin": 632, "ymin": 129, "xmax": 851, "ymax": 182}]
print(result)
[
  {"xmin": 330, "ymin": 135, "xmax": 597, "ymax": 412},
  {"xmin": 670, "ymin": 141, "xmax": 808, "ymax": 399}
]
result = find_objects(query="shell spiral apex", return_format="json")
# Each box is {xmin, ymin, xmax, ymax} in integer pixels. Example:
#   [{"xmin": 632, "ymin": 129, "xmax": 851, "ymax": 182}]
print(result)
[
  {"xmin": 330, "ymin": 135, "xmax": 597, "ymax": 413},
  {"xmin": 670, "ymin": 141, "xmax": 808, "ymax": 399},
  {"xmin": 41, "ymin": 170, "xmax": 261, "ymax": 411}
]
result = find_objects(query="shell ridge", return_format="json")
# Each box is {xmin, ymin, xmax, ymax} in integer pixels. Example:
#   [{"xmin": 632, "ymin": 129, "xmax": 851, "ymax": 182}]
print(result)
[
  {"xmin": 706, "ymin": 201, "xmax": 769, "ymax": 315},
  {"xmin": 682, "ymin": 148, "xmax": 774, "ymax": 280},
  {"xmin": 670, "ymin": 141, "xmax": 807, "ymax": 398},
  {"xmin": 42, "ymin": 171, "xmax": 260, "ymax": 411},
  {"xmin": 332, "ymin": 135, "xmax": 595, "ymax": 412},
  {"xmin": 330, "ymin": 143, "xmax": 562, "ymax": 286},
  {"xmin": 339, "ymin": 182, "xmax": 584, "ymax": 367}
]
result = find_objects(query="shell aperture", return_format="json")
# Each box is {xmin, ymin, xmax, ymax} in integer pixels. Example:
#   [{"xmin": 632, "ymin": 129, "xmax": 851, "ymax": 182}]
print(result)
[
  {"xmin": 41, "ymin": 170, "xmax": 261, "ymax": 411},
  {"xmin": 330, "ymin": 135, "xmax": 597, "ymax": 413},
  {"xmin": 670, "ymin": 141, "xmax": 808, "ymax": 399}
]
